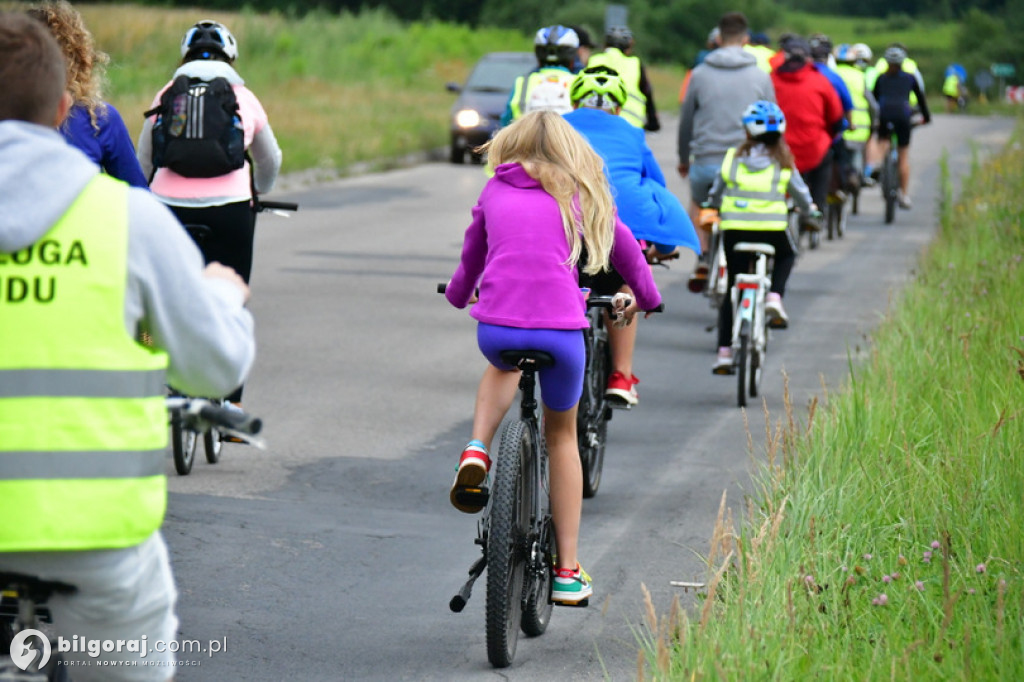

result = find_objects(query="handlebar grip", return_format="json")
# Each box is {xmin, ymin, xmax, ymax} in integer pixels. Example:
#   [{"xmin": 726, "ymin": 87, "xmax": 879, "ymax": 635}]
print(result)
[
  {"xmin": 437, "ymin": 283, "xmax": 447, "ymax": 294},
  {"xmin": 648, "ymin": 303, "xmax": 665, "ymax": 313},
  {"xmin": 198, "ymin": 404, "xmax": 262, "ymax": 436},
  {"xmin": 256, "ymin": 200, "xmax": 299, "ymax": 212}
]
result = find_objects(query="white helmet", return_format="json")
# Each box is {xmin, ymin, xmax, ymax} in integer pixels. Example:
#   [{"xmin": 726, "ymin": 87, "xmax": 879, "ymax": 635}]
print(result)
[
  {"xmin": 851, "ymin": 43, "xmax": 873, "ymax": 63},
  {"xmin": 181, "ymin": 20, "xmax": 238, "ymax": 61}
]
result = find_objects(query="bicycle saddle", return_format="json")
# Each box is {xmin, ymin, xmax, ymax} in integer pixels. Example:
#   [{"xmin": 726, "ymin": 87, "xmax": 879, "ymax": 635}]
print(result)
[{"xmin": 499, "ymin": 350, "xmax": 555, "ymax": 369}]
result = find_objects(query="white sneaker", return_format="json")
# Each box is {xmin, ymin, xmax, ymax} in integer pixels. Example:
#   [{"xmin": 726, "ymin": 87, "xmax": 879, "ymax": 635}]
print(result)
[
  {"xmin": 898, "ymin": 193, "xmax": 912, "ymax": 209},
  {"xmin": 712, "ymin": 348, "xmax": 734, "ymax": 375},
  {"xmin": 765, "ymin": 294, "xmax": 789, "ymax": 329}
]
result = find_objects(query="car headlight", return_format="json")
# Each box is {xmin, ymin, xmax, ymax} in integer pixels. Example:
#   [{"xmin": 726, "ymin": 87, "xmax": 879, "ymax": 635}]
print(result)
[{"xmin": 455, "ymin": 109, "xmax": 482, "ymax": 129}]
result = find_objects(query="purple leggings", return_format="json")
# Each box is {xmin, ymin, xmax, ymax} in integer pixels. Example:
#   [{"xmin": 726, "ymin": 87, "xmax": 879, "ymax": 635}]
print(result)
[{"xmin": 477, "ymin": 323, "xmax": 585, "ymax": 412}]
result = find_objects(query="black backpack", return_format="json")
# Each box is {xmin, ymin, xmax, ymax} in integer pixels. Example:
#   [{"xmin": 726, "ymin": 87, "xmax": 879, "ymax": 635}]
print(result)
[{"xmin": 145, "ymin": 75, "xmax": 245, "ymax": 178}]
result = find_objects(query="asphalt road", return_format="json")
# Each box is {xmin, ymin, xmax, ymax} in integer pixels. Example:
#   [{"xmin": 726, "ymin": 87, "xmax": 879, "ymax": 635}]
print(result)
[{"xmin": 161, "ymin": 113, "xmax": 1013, "ymax": 681}]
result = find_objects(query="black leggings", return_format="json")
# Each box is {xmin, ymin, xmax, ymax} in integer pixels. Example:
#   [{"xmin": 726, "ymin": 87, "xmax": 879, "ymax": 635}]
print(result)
[
  {"xmin": 170, "ymin": 200, "xmax": 255, "ymax": 403},
  {"xmin": 170, "ymin": 201, "xmax": 256, "ymax": 283},
  {"xmin": 800, "ymin": 150, "xmax": 833, "ymax": 212},
  {"xmin": 717, "ymin": 229, "xmax": 797, "ymax": 348}
]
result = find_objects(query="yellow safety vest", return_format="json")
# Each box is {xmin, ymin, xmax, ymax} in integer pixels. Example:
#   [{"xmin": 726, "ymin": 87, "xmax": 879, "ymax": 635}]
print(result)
[
  {"xmin": 836, "ymin": 64, "xmax": 872, "ymax": 143},
  {"xmin": 744, "ymin": 44, "xmax": 774, "ymax": 73},
  {"xmin": 0, "ymin": 175, "xmax": 168, "ymax": 552},
  {"xmin": 508, "ymin": 67, "xmax": 576, "ymax": 121},
  {"xmin": 942, "ymin": 74, "xmax": 962, "ymax": 98},
  {"xmin": 586, "ymin": 47, "xmax": 647, "ymax": 128},
  {"xmin": 718, "ymin": 147, "xmax": 791, "ymax": 232}
]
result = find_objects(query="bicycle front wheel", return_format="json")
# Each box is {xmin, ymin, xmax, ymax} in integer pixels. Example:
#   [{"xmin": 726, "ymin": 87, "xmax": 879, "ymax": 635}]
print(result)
[
  {"xmin": 204, "ymin": 430, "xmax": 222, "ymax": 464},
  {"xmin": 736, "ymin": 320, "xmax": 750, "ymax": 408},
  {"xmin": 520, "ymin": 513, "xmax": 554, "ymax": 637},
  {"xmin": 486, "ymin": 419, "xmax": 532, "ymax": 668},
  {"xmin": 171, "ymin": 413, "xmax": 197, "ymax": 475}
]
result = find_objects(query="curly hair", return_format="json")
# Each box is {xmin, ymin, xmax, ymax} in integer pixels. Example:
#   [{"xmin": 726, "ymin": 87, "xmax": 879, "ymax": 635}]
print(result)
[{"xmin": 27, "ymin": 0, "xmax": 109, "ymax": 132}]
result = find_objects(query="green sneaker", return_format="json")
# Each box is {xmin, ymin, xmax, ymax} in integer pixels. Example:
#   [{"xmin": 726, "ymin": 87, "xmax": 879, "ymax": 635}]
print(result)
[{"xmin": 551, "ymin": 563, "xmax": 593, "ymax": 604}]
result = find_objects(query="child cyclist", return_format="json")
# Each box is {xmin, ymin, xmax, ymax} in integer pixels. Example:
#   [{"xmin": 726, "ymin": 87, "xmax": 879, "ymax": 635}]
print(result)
[
  {"xmin": 563, "ymin": 65, "xmax": 700, "ymax": 405},
  {"xmin": 706, "ymin": 101, "xmax": 817, "ymax": 374},
  {"xmin": 444, "ymin": 111, "xmax": 661, "ymax": 604}
]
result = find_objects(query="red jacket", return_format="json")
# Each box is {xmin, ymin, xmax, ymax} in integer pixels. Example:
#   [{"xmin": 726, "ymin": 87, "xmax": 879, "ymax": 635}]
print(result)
[{"xmin": 771, "ymin": 63, "xmax": 843, "ymax": 172}]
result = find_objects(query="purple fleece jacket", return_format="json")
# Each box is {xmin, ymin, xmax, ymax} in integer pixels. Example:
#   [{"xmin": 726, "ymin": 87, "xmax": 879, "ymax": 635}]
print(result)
[{"xmin": 446, "ymin": 163, "xmax": 661, "ymax": 329}]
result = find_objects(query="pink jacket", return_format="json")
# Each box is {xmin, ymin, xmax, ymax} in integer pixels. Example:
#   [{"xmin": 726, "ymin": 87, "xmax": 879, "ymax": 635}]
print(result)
[
  {"xmin": 446, "ymin": 163, "xmax": 661, "ymax": 330},
  {"xmin": 137, "ymin": 60, "xmax": 282, "ymax": 206}
]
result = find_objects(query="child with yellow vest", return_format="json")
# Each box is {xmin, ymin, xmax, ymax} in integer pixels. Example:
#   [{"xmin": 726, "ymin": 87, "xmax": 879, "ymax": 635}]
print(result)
[{"xmin": 705, "ymin": 101, "xmax": 818, "ymax": 374}]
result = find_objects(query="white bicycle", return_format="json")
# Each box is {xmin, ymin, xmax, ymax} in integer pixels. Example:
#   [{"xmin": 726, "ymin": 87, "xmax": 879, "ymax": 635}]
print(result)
[{"xmin": 728, "ymin": 242, "xmax": 774, "ymax": 408}]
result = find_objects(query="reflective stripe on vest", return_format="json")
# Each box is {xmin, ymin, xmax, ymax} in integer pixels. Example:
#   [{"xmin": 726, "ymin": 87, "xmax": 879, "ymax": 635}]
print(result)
[
  {"xmin": 0, "ymin": 174, "xmax": 169, "ymax": 552},
  {"xmin": 586, "ymin": 48, "xmax": 647, "ymax": 128},
  {"xmin": 836, "ymin": 64, "xmax": 872, "ymax": 143},
  {"xmin": 718, "ymin": 147, "xmax": 790, "ymax": 231}
]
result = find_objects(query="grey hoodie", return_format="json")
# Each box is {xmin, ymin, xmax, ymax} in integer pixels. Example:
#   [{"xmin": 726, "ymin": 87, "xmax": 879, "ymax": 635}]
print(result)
[
  {"xmin": 0, "ymin": 120, "xmax": 254, "ymax": 397},
  {"xmin": 678, "ymin": 46, "xmax": 776, "ymax": 167}
]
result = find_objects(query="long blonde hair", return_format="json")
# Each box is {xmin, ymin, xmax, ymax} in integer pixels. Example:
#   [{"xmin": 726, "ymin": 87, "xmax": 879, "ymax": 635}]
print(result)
[
  {"xmin": 28, "ymin": 0, "xmax": 109, "ymax": 132},
  {"xmin": 482, "ymin": 111, "xmax": 616, "ymax": 275}
]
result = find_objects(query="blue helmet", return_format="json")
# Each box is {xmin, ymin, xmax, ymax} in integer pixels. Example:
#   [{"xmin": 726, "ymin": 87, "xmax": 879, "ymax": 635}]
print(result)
[
  {"xmin": 534, "ymin": 25, "xmax": 579, "ymax": 66},
  {"xmin": 742, "ymin": 100, "xmax": 786, "ymax": 137}
]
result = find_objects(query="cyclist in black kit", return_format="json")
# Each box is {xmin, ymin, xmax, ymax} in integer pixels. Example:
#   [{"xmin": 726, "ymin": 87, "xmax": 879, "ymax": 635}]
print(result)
[{"xmin": 872, "ymin": 45, "xmax": 930, "ymax": 209}]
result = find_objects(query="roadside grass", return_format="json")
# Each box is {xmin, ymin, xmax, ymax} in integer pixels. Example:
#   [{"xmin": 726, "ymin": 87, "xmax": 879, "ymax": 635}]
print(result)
[{"xmin": 636, "ymin": 120, "xmax": 1024, "ymax": 679}]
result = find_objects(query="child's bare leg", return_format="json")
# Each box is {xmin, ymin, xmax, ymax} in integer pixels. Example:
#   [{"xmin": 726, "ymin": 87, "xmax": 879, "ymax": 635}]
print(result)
[
  {"xmin": 471, "ymin": 365, "xmax": 520, "ymax": 450},
  {"xmin": 607, "ymin": 288, "xmax": 638, "ymax": 379},
  {"xmin": 543, "ymin": 404, "xmax": 581, "ymax": 570}
]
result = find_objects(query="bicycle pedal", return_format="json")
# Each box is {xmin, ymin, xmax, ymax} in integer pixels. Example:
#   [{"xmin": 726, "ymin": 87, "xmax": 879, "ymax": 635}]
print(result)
[
  {"xmin": 453, "ymin": 486, "xmax": 490, "ymax": 508},
  {"xmin": 552, "ymin": 597, "xmax": 590, "ymax": 608},
  {"xmin": 768, "ymin": 318, "xmax": 789, "ymax": 330}
]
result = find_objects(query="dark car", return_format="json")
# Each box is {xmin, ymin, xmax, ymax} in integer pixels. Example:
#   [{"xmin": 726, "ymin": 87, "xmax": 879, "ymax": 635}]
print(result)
[{"xmin": 446, "ymin": 51, "xmax": 536, "ymax": 164}]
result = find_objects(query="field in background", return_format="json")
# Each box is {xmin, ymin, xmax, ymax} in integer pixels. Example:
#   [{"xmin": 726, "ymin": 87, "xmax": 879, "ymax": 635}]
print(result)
[{"xmin": 28, "ymin": 4, "xmax": 987, "ymax": 176}]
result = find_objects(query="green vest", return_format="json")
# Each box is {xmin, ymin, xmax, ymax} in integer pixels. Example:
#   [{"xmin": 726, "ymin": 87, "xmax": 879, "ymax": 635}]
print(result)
[
  {"xmin": 719, "ymin": 147, "xmax": 791, "ymax": 232},
  {"xmin": 836, "ymin": 64, "xmax": 872, "ymax": 143},
  {"xmin": 942, "ymin": 74, "xmax": 961, "ymax": 98},
  {"xmin": 508, "ymin": 67, "xmax": 576, "ymax": 121},
  {"xmin": 744, "ymin": 44, "xmax": 774, "ymax": 74},
  {"xmin": 0, "ymin": 175, "xmax": 168, "ymax": 552},
  {"xmin": 586, "ymin": 48, "xmax": 647, "ymax": 128}
]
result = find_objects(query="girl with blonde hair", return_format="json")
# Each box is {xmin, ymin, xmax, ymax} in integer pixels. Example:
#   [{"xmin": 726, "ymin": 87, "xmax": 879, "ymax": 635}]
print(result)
[
  {"xmin": 443, "ymin": 110, "xmax": 661, "ymax": 604},
  {"xmin": 28, "ymin": 0, "xmax": 148, "ymax": 187}
]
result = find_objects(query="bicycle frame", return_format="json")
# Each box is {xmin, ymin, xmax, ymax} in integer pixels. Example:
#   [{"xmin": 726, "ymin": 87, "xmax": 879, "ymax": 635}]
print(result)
[{"xmin": 730, "ymin": 242, "xmax": 774, "ymax": 408}]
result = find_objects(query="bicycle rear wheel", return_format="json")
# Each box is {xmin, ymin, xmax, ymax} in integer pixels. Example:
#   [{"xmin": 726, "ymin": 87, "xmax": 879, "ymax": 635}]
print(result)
[
  {"xmin": 736, "ymin": 320, "xmax": 750, "ymax": 408},
  {"xmin": 171, "ymin": 413, "xmax": 197, "ymax": 475},
  {"xmin": 578, "ymin": 326, "xmax": 608, "ymax": 499},
  {"xmin": 486, "ymin": 419, "xmax": 531, "ymax": 668},
  {"xmin": 882, "ymin": 157, "xmax": 898, "ymax": 224},
  {"xmin": 204, "ymin": 430, "xmax": 222, "ymax": 464},
  {"xmin": 520, "ymin": 514, "xmax": 554, "ymax": 637}
]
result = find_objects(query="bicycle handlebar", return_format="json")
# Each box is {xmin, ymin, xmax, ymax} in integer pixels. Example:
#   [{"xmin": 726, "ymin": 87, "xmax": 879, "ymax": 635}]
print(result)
[
  {"xmin": 439, "ymin": 284, "xmax": 662, "ymax": 313},
  {"xmin": 254, "ymin": 199, "xmax": 299, "ymax": 213},
  {"xmin": 166, "ymin": 396, "xmax": 262, "ymax": 436}
]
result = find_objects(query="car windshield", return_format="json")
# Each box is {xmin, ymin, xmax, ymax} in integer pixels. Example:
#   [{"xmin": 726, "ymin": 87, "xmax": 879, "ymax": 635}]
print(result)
[{"xmin": 465, "ymin": 56, "xmax": 534, "ymax": 93}]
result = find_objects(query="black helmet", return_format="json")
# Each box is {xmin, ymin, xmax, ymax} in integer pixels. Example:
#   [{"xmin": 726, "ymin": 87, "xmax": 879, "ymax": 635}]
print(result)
[
  {"xmin": 533, "ymin": 25, "xmax": 579, "ymax": 67},
  {"xmin": 605, "ymin": 26, "xmax": 633, "ymax": 51},
  {"xmin": 808, "ymin": 33, "xmax": 832, "ymax": 61},
  {"xmin": 181, "ymin": 20, "xmax": 238, "ymax": 62}
]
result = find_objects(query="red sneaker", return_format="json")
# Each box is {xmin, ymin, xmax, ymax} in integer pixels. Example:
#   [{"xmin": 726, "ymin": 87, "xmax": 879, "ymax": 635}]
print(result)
[
  {"xmin": 450, "ymin": 441, "xmax": 491, "ymax": 513},
  {"xmin": 605, "ymin": 372, "xmax": 639, "ymax": 406}
]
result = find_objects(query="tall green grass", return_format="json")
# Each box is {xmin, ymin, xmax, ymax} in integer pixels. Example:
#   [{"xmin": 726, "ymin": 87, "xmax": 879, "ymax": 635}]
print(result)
[
  {"xmin": 637, "ymin": 121, "xmax": 1024, "ymax": 679},
  {"xmin": 70, "ymin": 5, "xmax": 528, "ymax": 173}
]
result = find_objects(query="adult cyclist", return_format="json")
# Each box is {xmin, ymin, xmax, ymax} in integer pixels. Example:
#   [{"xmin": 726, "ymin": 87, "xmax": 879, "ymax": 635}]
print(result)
[
  {"xmin": 586, "ymin": 26, "xmax": 660, "ymax": 131},
  {"xmin": 871, "ymin": 45, "xmax": 930, "ymax": 209},
  {"xmin": 137, "ymin": 19, "xmax": 282, "ymax": 411},
  {"xmin": 0, "ymin": 12, "xmax": 255, "ymax": 679},
  {"xmin": 564, "ymin": 66, "xmax": 700, "ymax": 404},
  {"xmin": 500, "ymin": 24, "xmax": 578, "ymax": 125}
]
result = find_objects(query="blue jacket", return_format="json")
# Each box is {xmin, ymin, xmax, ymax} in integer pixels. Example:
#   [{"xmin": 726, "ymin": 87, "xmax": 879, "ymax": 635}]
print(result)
[
  {"xmin": 814, "ymin": 63, "xmax": 853, "ymax": 138},
  {"xmin": 61, "ymin": 103, "xmax": 149, "ymax": 188},
  {"xmin": 564, "ymin": 107, "xmax": 699, "ymax": 255}
]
